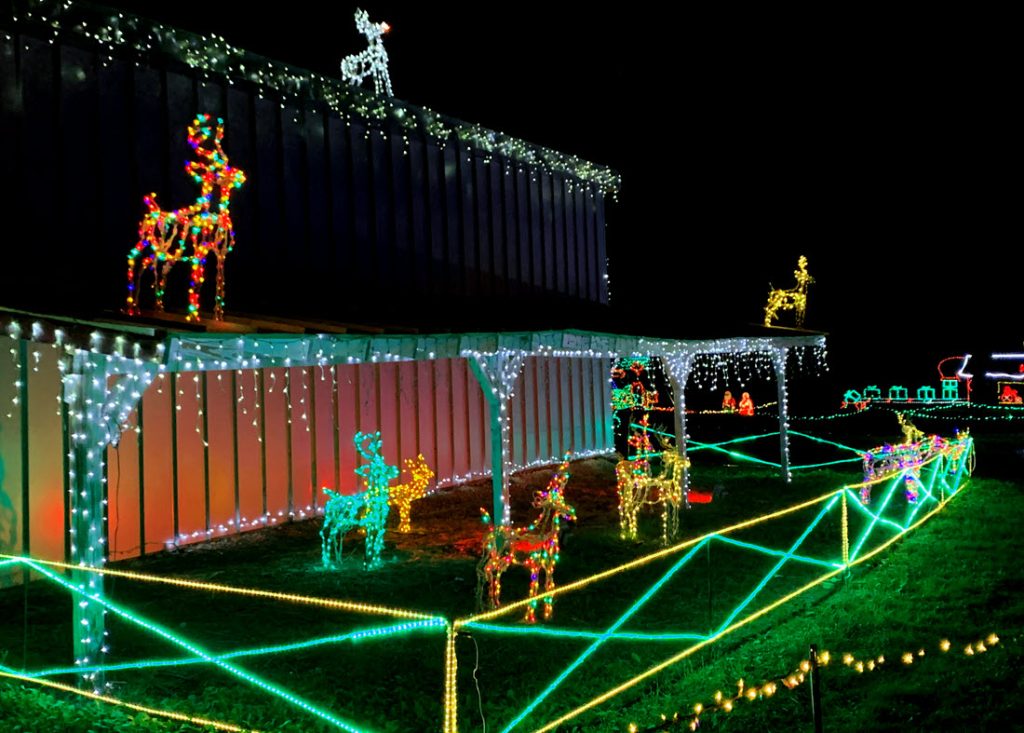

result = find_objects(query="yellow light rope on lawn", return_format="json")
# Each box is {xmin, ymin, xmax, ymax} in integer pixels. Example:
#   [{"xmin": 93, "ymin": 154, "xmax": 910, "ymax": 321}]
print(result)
[
  {"xmin": 460, "ymin": 488, "xmax": 842, "ymax": 625},
  {"xmin": 0, "ymin": 554, "xmax": 435, "ymax": 621},
  {"xmin": 0, "ymin": 669, "xmax": 257, "ymax": 732}
]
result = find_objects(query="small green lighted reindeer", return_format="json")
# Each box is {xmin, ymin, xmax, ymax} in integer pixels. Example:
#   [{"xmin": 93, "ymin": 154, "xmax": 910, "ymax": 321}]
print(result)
[{"xmin": 321, "ymin": 431, "xmax": 399, "ymax": 570}]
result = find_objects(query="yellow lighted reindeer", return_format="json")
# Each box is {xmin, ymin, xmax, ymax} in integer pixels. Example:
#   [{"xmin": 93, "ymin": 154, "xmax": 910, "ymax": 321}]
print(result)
[
  {"xmin": 387, "ymin": 455, "xmax": 435, "ymax": 533},
  {"xmin": 764, "ymin": 255, "xmax": 813, "ymax": 328},
  {"xmin": 616, "ymin": 428, "xmax": 690, "ymax": 545}
]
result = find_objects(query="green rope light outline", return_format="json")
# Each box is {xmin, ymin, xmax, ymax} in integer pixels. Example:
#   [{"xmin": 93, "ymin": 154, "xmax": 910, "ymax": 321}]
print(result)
[
  {"xmin": 628, "ymin": 425, "xmax": 865, "ymax": 470},
  {"xmin": 0, "ymin": 437, "xmax": 972, "ymax": 733},
  {"xmin": 477, "ymin": 436, "xmax": 972, "ymax": 731}
]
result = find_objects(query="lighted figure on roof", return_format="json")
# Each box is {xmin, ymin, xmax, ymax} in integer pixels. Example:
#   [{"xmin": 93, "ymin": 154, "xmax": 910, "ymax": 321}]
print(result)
[
  {"xmin": 126, "ymin": 114, "xmax": 246, "ymax": 322},
  {"xmin": 321, "ymin": 431, "xmax": 400, "ymax": 570},
  {"xmin": 477, "ymin": 455, "xmax": 576, "ymax": 623},
  {"xmin": 721, "ymin": 390, "xmax": 737, "ymax": 412},
  {"xmin": 341, "ymin": 8, "xmax": 393, "ymax": 96},
  {"xmin": 764, "ymin": 255, "xmax": 814, "ymax": 328},
  {"xmin": 738, "ymin": 391, "xmax": 755, "ymax": 416}
]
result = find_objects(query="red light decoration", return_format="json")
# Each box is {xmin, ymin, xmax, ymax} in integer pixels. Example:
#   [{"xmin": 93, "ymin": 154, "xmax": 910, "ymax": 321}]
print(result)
[
  {"xmin": 126, "ymin": 114, "xmax": 246, "ymax": 322},
  {"xmin": 999, "ymin": 384, "xmax": 1022, "ymax": 404},
  {"xmin": 738, "ymin": 392, "xmax": 755, "ymax": 416},
  {"xmin": 721, "ymin": 390, "xmax": 737, "ymax": 412}
]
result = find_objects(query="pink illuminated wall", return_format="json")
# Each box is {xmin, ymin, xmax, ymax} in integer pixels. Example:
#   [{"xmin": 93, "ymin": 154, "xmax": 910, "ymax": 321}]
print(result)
[{"xmin": 0, "ymin": 346, "xmax": 613, "ymax": 568}]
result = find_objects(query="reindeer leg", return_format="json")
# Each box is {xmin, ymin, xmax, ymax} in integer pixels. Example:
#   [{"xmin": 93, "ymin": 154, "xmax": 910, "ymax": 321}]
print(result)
[
  {"xmin": 214, "ymin": 244, "xmax": 226, "ymax": 321},
  {"xmin": 543, "ymin": 562, "xmax": 555, "ymax": 620},
  {"xmin": 525, "ymin": 562, "xmax": 539, "ymax": 623},
  {"xmin": 186, "ymin": 256, "xmax": 203, "ymax": 322}
]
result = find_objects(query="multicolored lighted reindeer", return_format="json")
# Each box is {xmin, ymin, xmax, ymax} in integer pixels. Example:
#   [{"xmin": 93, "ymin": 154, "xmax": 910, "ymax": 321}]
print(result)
[
  {"xmin": 477, "ymin": 454, "xmax": 576, "ymax": 623},
  {"xmin": 764, "ymin": 255, "xmax": 814, "ymax": 328},
  {"xmin": 126, "ymin": 114, "xmax": 246, "ymax": 322},
  {"xmin": 388, "ymin": 454, "xmax": 435, "ymax": 533},
  {"xmin": 340, "ymin": 8, "xmax": 393, "ymax": 96},
  {"xmin": 321, "ymin": 432, "xmax": 400, "ymax": 570},
  {"xmin": 616, "ymin": 427, "xmax": 689, "ymax": 544}
]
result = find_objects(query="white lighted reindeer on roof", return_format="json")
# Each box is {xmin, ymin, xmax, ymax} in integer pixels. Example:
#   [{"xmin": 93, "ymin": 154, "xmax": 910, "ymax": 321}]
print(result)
[
  {"xmin": 341, "ymin": 8, "xmax": 393, "ymax": 97},
  {"xmin": 764, "ymin": 255, "xmax": 814, "ymax": 328}
]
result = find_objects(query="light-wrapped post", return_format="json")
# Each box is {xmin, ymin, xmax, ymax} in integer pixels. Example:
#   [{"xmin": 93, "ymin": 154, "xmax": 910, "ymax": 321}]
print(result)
[{"xmin": 467, "ymin": 350, "xmax": 526, "ymax": 526}]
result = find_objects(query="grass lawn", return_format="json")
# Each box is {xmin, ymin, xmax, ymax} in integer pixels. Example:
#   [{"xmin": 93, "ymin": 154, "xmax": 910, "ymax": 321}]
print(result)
[{"xmin": 0, "ymin": 412, "xmax": 1020, "ymax": 732}]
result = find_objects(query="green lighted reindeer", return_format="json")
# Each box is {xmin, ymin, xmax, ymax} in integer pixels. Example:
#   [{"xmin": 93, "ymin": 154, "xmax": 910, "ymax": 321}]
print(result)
[{"xmin": 321, "ymin": 432, "xmax": 399, "ymax": 570}]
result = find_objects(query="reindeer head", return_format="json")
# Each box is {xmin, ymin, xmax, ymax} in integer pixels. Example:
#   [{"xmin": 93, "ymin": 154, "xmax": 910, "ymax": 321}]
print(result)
[
  {"xmin": 185, "ymin": 114, "xmax": 246, "ymax": 204},
  {"xmin": 403, "ymin": 454, "xmax": 435, "ymax": 488},
  {"xmin": 354, "ymin": 8, "xmax": 390, "ymax": 42}
]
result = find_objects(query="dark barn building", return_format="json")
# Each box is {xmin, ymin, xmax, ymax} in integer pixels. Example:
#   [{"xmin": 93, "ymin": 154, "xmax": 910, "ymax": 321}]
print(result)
[{"xmin": 1, "ymin": 1, "xmax": 616, "ymax": 329}]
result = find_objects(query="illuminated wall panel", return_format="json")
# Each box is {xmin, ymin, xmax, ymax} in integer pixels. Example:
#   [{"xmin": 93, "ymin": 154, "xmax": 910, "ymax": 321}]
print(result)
[
  {"xmin": 261, "ymin": 368, "xmax": 290, "ymax": 519},
  {"xmin": 174, "ymin": 373, "xmax": 207, "ymax": 543},
  {"xmin": 205, "ymin": 372, "xmax": 237, "ymax": 532},
  {"xmin": 235, "ymin": 371, "xmax": 265, "ymax": 523},
  {"xmin": 26, "ymin": 347, "xmax": 65, "ymax": 564},
  {"xmin": 288, "ymin": 368, "xmax": 313, "ymax": 512},
  {"xmin": 141, "ymin": 376, "xmax": 175, "ymax": 551}
]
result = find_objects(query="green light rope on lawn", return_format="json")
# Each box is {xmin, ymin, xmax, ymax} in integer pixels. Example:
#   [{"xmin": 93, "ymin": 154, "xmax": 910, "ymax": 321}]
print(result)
[
  {"xmin": 709, "ymin": 534, "xmax": 844, "ymax": 570},
  {"xmin": 23, "ymin": 560, "xmax": 374, "ymax": 733},
  {"xmin": 24, "ymin": 618, "xmax": 447, "ymax": 679},
  {"xmin": 499, "ymin": 539, "xmax": 711, "ymax": 733},
  {"xmin": 713, "ymin": 496, "xmax": 839, "ymax": 634}
]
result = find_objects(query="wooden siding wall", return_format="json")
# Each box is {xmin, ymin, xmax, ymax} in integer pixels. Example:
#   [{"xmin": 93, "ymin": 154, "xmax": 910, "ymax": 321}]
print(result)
[{"xmin": 0, "ymin": 349, "xmax": 613, "ymax": 575}]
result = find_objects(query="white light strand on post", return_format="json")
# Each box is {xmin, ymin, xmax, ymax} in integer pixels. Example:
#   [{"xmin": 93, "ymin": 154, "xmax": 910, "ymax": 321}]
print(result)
[
  {"xmin": 465, "ymin": 349, "xmax": 527, "ymax": 526},
  {"xmin": 773, "ymin": 347, "xmax": 792, "ymax": 482},
  {"xmin": 662, "ymin": 353, "xmax": 695, "ymax": 503}
]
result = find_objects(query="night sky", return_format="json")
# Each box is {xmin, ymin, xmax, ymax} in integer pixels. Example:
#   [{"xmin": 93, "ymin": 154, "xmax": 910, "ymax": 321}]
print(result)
[{"xmin": 46, "ymin": 3, "xmax": 1024, "ymax": 392}]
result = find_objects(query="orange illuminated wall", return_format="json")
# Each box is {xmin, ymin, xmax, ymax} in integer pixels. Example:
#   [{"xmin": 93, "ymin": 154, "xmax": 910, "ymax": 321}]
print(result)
[{"xmin": 0, "ymin": 345, "xmax": 614, "ymax": 572}]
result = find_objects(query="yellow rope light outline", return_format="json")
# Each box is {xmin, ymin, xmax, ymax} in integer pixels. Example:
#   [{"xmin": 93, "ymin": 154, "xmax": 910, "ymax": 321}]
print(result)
[
  {"xmin": 0, "ymin": 554, "xmax": 435, "ymax": 621},
  {"xmin": 0, "ymin": 669, "xmax": 257, "ymax": 732},
  {"xmin": 523, "ymin": 479, "xmax": 970, "ymax": 733},
  {"xmin": 458, "ymin": 488, "xmax": 840, "ymax": 625}
]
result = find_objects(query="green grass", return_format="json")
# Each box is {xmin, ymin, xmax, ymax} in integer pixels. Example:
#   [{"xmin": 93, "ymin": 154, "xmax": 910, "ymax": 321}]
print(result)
[{"xmin": 0, "ymin": 418, "xmax": 1020, "ymax": 732}]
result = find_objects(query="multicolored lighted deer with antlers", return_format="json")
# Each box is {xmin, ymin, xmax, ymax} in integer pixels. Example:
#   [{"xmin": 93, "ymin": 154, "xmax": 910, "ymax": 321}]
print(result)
[
  {"xmin": 477, "ymin": 454, "xmax": 576, "ymax": 623},
  {"xmin": 126, "ymin": 114, "xmax": 246, "ymax": 322}
]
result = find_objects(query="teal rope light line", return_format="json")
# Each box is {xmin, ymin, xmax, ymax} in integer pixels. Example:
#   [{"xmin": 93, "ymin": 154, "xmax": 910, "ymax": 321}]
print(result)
[
  {"xmin": 627, "ymin": 423, "xmax": 676, "ymax": 440},
  {"xmin": 628, "ymin": 425, "xmax": 781, "ymax": 451},
  {"xmin": 904, "ymin": 462, "xmax": 942, "ymax": 526},
  {"xmin": 24, "ymin": 619, "xmax": 447, "ymax": 679},
  {"xmin": 687, "ymin": 439, "xmax": 782, "ymax": 468},
  {"xmin": 684, "ymin": 433, "xmax": 781, "ymax": 451},
  {"xmin": 790, "ymin": 457, "xmax": 863, "ymax": 471},
  {"xmin": 709, "ymin": 534, "xmax": 844, "ymax": 570},
  {"xmin": 499, "ymin": 539, "xmax": 710, "ymax": 733},
  {"xmin": 787, "ymin": 430, "xmax": 867, "ymax": 457},
  {"xmin": 713, "ymin": 496, "xmax": 838, "ymax": 634},
  {"xmin": 23, "ymin": 561, "xmax": 373, "ymax": 733},
  {"xmin": 847, "ymin": 474, "xmax": 903, "ymax": 564},
  {"xmin": 845, "ymin": 490, "xmax": 906, "ymax": 534},
  {"xmin": 461, "ymin": 623, "xmax": 707, "ymax": 643}
]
